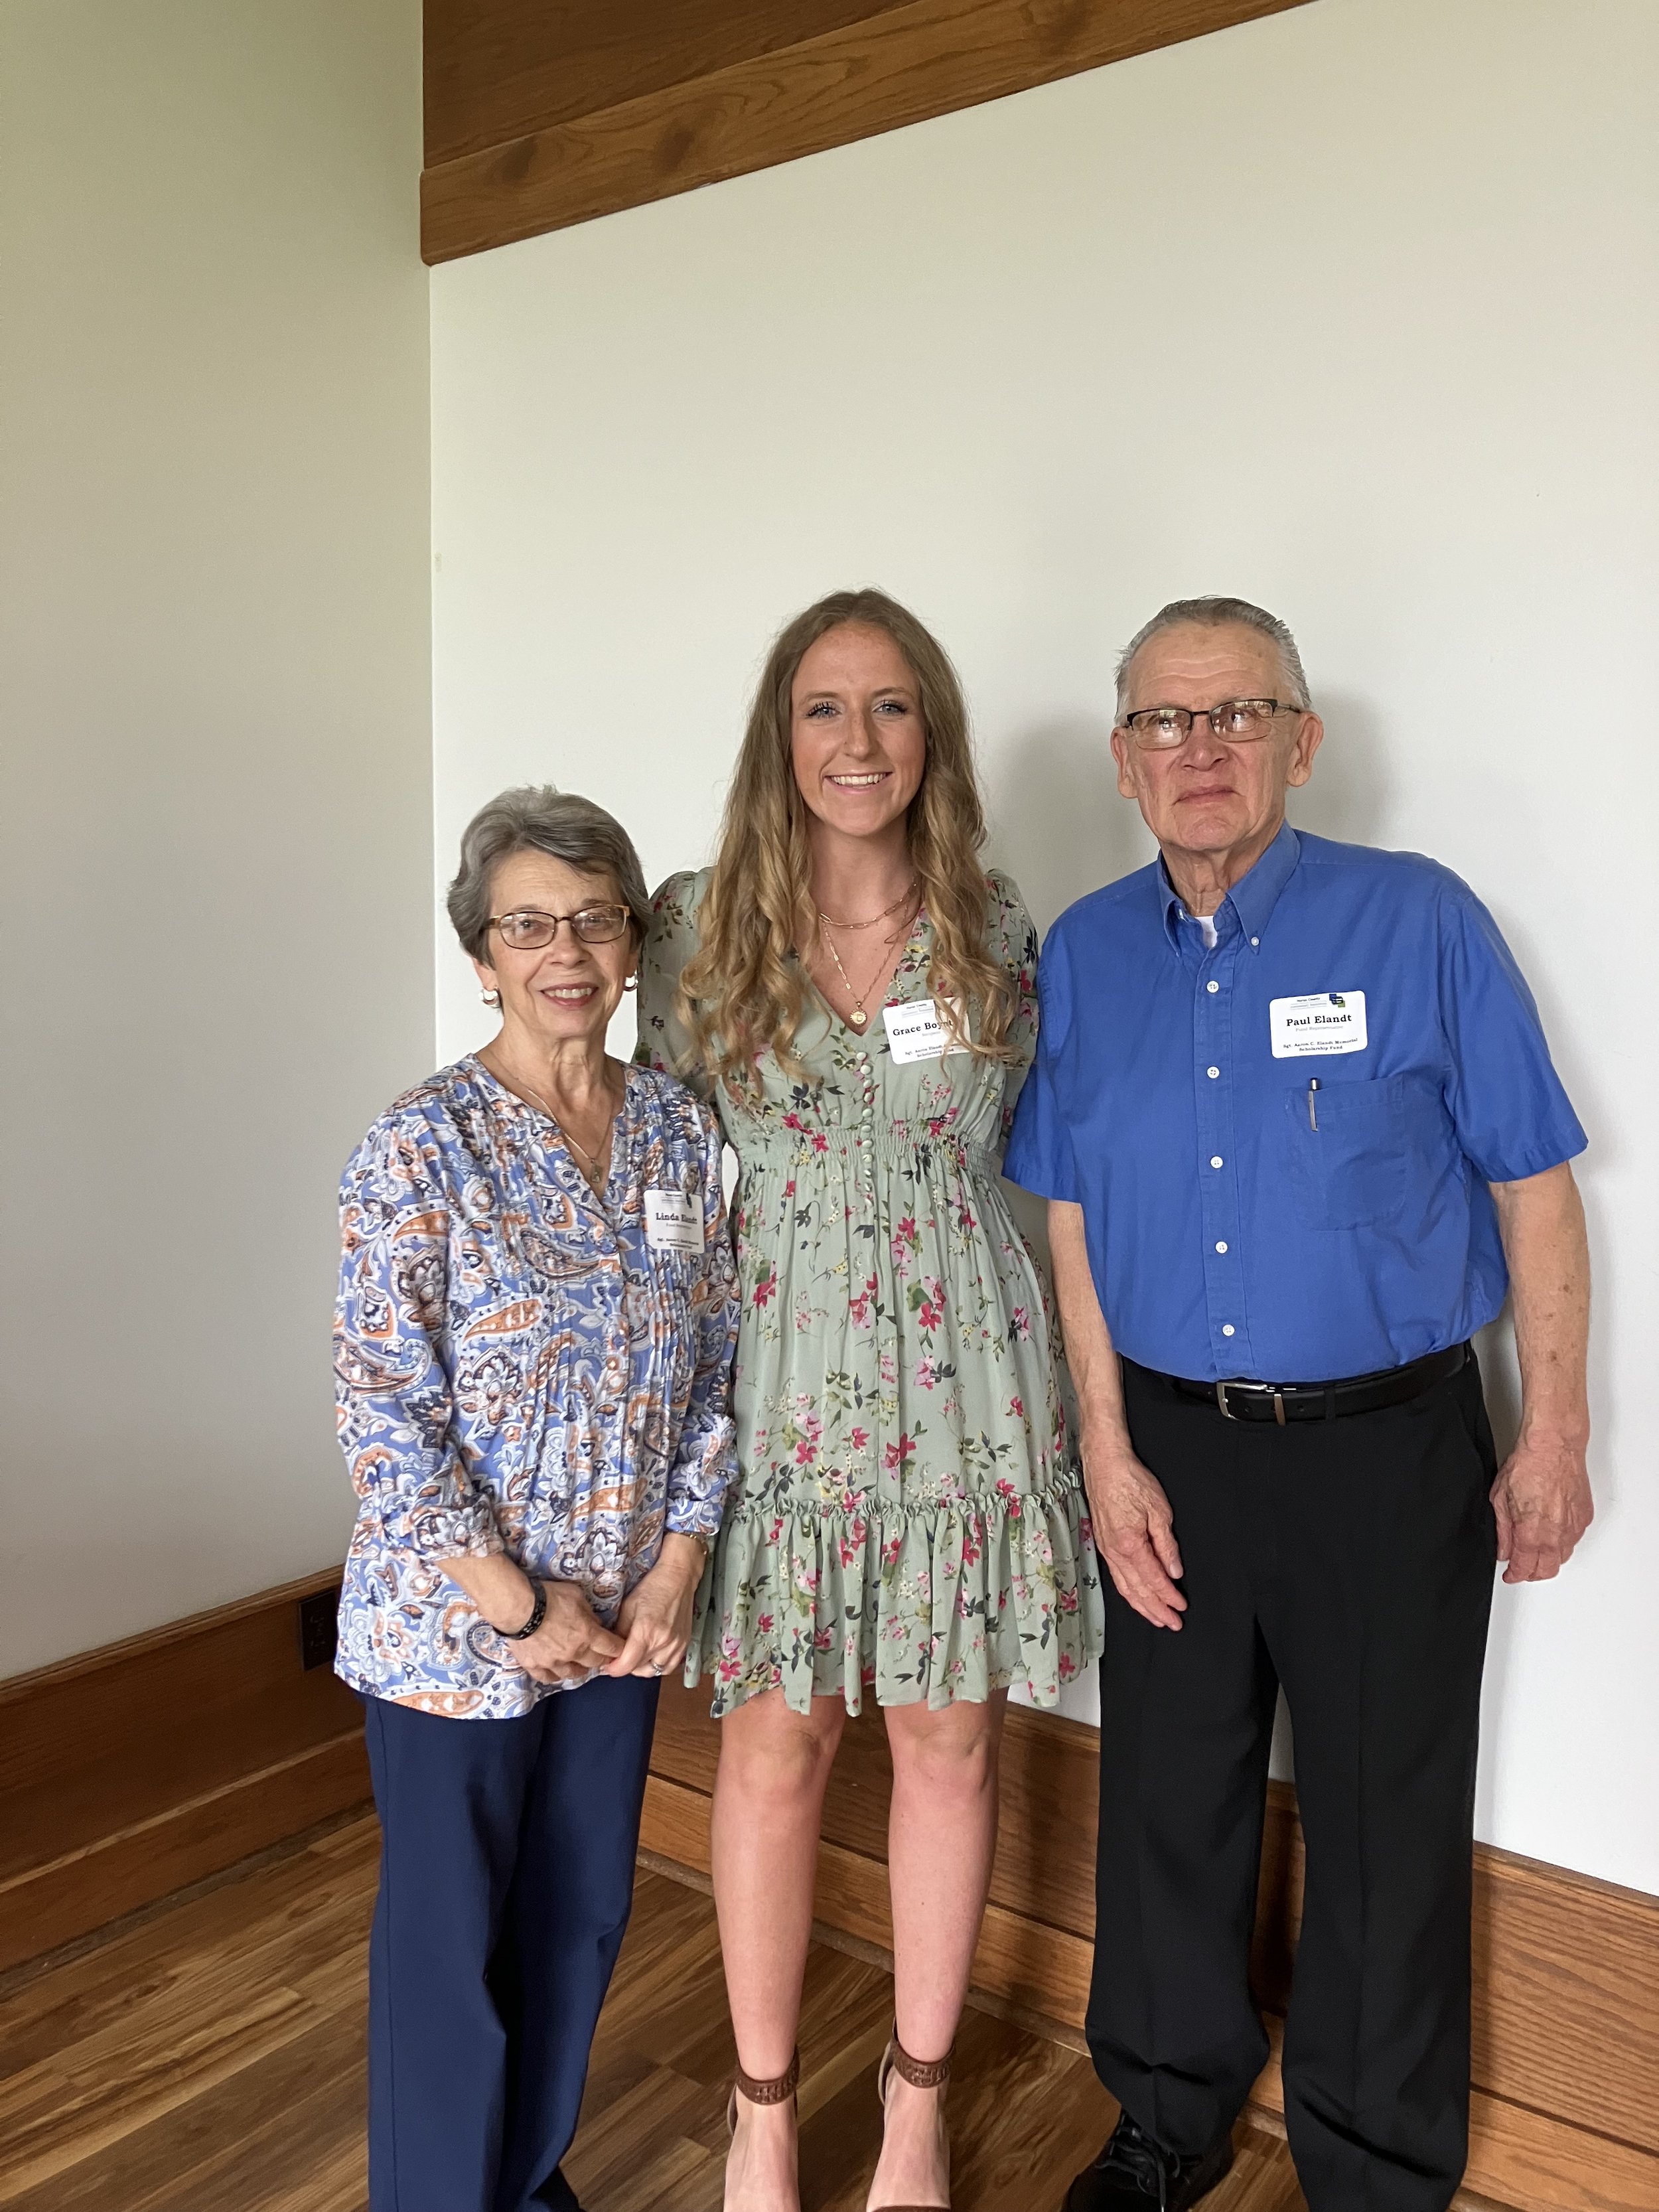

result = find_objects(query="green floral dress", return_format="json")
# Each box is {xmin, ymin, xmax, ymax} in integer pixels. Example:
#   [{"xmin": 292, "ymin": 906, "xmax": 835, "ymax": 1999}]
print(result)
[{"xmin": 636, "ymin": 867, "xmax": 1104, "ymax": 1716}]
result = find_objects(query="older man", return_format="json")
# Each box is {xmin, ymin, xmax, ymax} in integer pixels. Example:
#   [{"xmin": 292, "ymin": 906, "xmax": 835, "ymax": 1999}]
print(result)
[{"xmin": 1005, "ymin": 597, "xmax": 1591, "ymax": 2212}]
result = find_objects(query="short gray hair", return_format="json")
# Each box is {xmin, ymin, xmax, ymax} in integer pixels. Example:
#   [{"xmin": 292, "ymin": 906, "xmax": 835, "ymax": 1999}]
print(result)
[
  {"xmin": 1114, "ymin": 596, "xmax": 1312, "ymax": 719},
  {"xmin": 447, "ymin": 785, "xmax": 652, "ymax": 962}
]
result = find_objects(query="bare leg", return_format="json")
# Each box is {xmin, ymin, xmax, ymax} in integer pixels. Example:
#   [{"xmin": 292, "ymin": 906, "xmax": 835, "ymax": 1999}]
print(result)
[
  {"xmin": 713, "ymin": 1686, "xmax": 847, "ymax": 2212},
  {"xmin": 867, "ymin": 1692, "xmax": 1007, "ymax": 2212}
]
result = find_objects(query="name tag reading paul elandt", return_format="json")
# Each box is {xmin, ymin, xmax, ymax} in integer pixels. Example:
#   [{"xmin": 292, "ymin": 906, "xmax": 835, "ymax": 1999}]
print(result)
[
  {"xmin": 645, "ymin": 1188, "xmax": 703, "ymax": 1254},
  {"xmin": 1269, "ymin": 991, "xmax": 1368, "ymax": 1058},
  {"xmin": 882, "ymin": 997, "xmax": 970, "ymax": 1066}
]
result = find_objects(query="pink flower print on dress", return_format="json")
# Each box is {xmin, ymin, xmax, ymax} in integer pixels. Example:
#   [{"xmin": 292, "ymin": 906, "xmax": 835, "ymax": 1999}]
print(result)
[
  {"xmin": 882, "ymin": 1432, "xmax": 918, "ymax": 1477},
  {"xmin": 1011, "ymin": 1305, "xmax": 1032, "ymax": 1341}
]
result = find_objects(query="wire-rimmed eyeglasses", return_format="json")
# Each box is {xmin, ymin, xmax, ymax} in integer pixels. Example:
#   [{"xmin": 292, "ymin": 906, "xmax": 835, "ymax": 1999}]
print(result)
[
  {"xmin": 489, "ymin": 905, "xmax": 631, "ymax": 950},
  {"xmin": 1121, "ymin": 698, "xmax": 1305, "ymax": 749}
]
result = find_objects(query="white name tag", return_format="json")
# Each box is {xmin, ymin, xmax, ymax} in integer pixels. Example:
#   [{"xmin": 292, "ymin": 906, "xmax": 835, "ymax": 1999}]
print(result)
[
  {"xmin": 645, "ymin": 1188, "xmax": 703, "ymax": 1253},
  {"xmin": 882, "ymin": 997, "xmax": 969, "ymax": 1065},
  {"xmin": 1269, "ymin": 990, "xmax": 1368, "ymax": 1058}
]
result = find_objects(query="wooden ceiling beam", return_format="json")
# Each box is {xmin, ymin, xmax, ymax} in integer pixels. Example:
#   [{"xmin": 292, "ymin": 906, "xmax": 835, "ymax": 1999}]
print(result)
[{"xmin": 421, "ymin": 0, "xmax": 1318, "ymax": 265}]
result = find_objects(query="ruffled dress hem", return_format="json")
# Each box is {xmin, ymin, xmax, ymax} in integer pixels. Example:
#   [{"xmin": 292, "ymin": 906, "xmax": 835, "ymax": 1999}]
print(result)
[{"xmin": 686, "ymin": 1468, "xmax": 1104, "ymax": 1717}]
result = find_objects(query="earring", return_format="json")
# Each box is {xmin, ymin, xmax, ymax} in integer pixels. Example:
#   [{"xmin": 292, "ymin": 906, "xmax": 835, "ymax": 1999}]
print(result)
[
  {"xmin": 481, "ymin": 988, "xmax": 501, "ymax": 1008},
  {"xmin": 622, "ymin": 977, "xmax": 638, "ymax": 993}
]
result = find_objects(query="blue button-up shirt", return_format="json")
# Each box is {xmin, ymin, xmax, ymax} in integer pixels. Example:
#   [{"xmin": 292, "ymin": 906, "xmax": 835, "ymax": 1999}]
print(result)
[{"xmin": 1005, "ymin": 824, "xmax": 1585, "ymax": 1384}]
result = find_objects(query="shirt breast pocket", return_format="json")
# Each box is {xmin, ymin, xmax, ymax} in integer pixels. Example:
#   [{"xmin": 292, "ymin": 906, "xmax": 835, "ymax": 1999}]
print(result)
[{"xmin": 1281, "ymin": 1076, "xmax": 1409, "ymax": 1230}]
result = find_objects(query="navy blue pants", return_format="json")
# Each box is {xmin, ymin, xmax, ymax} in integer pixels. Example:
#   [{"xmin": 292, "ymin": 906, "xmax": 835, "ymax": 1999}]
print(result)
[{"xmin": 362, "ymin": 1674, "xmax": 660, "ymax": 2212}]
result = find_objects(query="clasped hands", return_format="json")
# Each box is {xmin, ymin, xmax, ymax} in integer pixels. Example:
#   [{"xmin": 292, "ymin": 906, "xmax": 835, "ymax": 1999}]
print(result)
[
  {"xmin": 480, "ymin": 1534, "xmax": 707, "ymax": 1686},
  {"xmin": 1082, "ymin": 1422, "xmax": 1593, "ymax": 1631}
]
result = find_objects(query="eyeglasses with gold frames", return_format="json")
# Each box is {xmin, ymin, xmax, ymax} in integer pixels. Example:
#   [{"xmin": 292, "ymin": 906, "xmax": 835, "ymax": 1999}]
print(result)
[{"xmin": 488, "ymin": 905, "xmax": 631, "ymax": 950}]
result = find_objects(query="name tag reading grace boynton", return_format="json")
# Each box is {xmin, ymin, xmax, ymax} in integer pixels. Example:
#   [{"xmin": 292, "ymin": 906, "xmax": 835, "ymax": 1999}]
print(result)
[
  {"xmin": 1269, "ymin": 991, "xmax": 1369, "ymax": 1058},
  {"xmin": 882, "ymin": 997, "xmax": 970, "ymax": 1065},
  {"xmin": 645, "ymin": 1188, "xmax": 703, "ymax": 1254}
]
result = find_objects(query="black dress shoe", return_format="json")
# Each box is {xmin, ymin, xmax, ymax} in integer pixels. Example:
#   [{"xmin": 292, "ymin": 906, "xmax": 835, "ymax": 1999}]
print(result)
[{"xmin": 1062, "ymin": 2112, "xmax": 1234, "ymax": 2211}]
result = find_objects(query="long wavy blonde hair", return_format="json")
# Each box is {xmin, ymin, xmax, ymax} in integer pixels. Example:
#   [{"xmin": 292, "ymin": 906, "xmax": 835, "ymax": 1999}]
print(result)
[{"xmin": 679, "ymin": 589, "xmax": 1016, "ymax": 1096}]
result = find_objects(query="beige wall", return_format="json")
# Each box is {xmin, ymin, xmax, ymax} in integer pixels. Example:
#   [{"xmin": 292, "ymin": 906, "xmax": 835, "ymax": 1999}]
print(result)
[
  {"xmin": 0, "ymin": 1, "xmax": 433, "ymax": 1672},
  {"xmin": 428, "ymin": 0, "xmax": 1659, "ymax": 1891}
]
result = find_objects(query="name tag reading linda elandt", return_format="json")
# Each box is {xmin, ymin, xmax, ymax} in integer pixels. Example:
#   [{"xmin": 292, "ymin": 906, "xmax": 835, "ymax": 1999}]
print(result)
[
  {"xmin": 1269, "ymin": 991, "xmax": 1369, "ymax": 1058},
  {"xmin": 644, "ymin": 1188, "xmax": 703, "ymax": 1254},
  {"xmin": 882, "ymin": 997, "xmax": 970, "ymax": 1066}
]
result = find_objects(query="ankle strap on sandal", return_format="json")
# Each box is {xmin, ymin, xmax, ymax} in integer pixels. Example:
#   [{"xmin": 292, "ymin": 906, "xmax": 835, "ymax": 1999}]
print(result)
[
  {"xmin": 731, "ymin": 2048, "xmax": 800, "ymax": 2106},
  {"xmin": 883, "ymin": 2031, "xmax": 952, "ymax": 2091}
]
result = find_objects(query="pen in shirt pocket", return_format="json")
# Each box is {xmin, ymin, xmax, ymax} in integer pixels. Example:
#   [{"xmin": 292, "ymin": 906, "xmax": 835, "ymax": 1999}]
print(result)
[{"xmin": 1307, "ymin": 1078, "xmax": 1321, "ymax": 1131}]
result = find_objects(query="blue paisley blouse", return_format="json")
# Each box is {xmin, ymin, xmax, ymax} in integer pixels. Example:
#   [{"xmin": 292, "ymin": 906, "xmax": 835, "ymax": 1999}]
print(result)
[{"xmin": 333, "ymin": 1056, "xmax": 739, "ymax": 1719}]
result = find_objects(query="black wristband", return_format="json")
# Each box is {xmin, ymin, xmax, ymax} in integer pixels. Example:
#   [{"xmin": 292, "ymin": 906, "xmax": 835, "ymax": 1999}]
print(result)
[{"xmin": 502, "ymin": 1578, "xmax": 547, "ymax": 1641}]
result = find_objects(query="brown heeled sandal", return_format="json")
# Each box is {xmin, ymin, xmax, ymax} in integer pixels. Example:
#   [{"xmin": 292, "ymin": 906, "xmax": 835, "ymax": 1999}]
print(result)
[
  {"xmin": 870, "ymin": 2028, "xmax": 953, "ymax": 2212},
  {"xmin": 725, "ymin": 2045, "xmax": 800, "ymax": 2137}
]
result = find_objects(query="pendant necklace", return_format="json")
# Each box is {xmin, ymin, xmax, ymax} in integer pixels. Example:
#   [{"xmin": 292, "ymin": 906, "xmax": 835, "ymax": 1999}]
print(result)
[
  {"xmin": 490, "ymin": 1053, "xmax": 613, "ymax": 1194},
  {"xmin": 816, "ymin": 878, "xmax": 921, "ymax": 1033}
]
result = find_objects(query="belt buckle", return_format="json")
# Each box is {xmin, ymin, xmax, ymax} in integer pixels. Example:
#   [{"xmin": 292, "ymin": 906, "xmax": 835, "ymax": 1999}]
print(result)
[{"xmin": 1214, "ymin": 1380, "xmax": 1288, "ymax": 1426}]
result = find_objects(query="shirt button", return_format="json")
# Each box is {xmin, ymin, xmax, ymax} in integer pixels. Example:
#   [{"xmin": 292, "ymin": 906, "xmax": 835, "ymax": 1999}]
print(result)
[
  {"xmin": 1206, "ymin": 1066, "xmax": 1220, "ymax": 1080},
  {"xmin": 1206, "ymin": 980, "xmax": 1219, "ymax": 994},
  {"xmin": 1250, "ymin": 936, "xmax": 1260, "ymax": 948},
  {"xmin": 1210, "ymin": 1155, "xmax": 1224, "ymax": 1169},
  {"xmin": 1215, "ymin": 1240, "xmax": 1228, "ymax": 1254},
  {"xmin": 1222, "ymin": 1324, "xmax": 1236, "ymax": 1338}
]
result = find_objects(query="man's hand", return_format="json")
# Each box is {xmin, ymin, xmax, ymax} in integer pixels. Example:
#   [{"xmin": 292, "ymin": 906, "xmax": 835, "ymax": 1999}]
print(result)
[
  {"xmin": 1047, "ymin": 1198, "xmax": 1188, "ymax": 1631},
  {"xmin": 515, "ymin": 1581, "xmax": 625, "ymax": 1684},
  {"xmin": 605, "ymin": 1533, "xmax": 705, "ymax": 1678},
  {"xmin": 1083, "ymin": 1434, "xmax": 1187, "ymax": 1631},
  {"xmin": 1491, "ymin": 1436, "xmax": 1593, "ymax": 1584},
  {"xmin": 1488, "ymin": 1161, "xmax": 1593, "ymax": 1586}
]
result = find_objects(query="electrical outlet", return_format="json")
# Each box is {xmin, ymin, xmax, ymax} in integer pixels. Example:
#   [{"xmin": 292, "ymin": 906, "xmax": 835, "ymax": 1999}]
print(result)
[{"xmin": 299, "ymin": 1586, "xmax": 340, "ymax": 1671}]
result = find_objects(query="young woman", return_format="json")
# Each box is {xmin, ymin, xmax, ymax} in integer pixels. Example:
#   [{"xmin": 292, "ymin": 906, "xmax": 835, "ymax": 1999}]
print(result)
[{"xmin": 637, "ymin": 591, "xmax": 1102, "ymax": 2212}]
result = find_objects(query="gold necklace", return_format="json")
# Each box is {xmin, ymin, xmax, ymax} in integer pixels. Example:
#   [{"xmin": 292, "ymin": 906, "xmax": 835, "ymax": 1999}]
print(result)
[
  {"xmin": 816, "ymin": 908, "xmax": 915, "ymax": 1033},
  {"xmin": 816, "ymin": 876, "xmax": 920, "ymax": 932},
  {"xmin": 487, "ymin": 1052, "xmax": 614, "ymax": 1191},
  {"xmin": 522, "ymin": 1080, "xmax": 610, "ymax": 1189}
]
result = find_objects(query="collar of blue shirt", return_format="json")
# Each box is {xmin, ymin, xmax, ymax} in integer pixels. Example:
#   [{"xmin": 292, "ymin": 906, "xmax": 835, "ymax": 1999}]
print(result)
[{"xmin": 1157, "ymin": 818, "xmax": 1302, "ymax": 955}]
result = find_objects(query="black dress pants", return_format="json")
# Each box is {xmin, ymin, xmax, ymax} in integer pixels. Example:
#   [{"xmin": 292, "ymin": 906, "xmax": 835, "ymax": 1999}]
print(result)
[{"xmin": 1088, "ymin": 1353, "xmax": 1498, "ymax": 2212}]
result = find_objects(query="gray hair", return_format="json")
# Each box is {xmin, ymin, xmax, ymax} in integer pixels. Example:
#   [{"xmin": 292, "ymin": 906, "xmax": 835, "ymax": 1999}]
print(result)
[
  {"xmin": 447, "ymin": 785, "xmax": 652, "ymax": 962},
  {"xmin": 1114, "ymin": 596, "xmax": 1312, "ymax": 719}
]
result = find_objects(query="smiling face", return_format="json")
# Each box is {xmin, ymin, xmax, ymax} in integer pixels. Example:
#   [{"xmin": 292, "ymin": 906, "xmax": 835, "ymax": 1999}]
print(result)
[
  {"xmin": 789, "ymin": 622, "xmax": 927, "ymax": 844},
  {"xmin": 1110, "ymin": 621, "xmax": 1323, "ymax": 875},
  {"xmin": 470, "ymin": 848, "xmax": 638, "ymax": 1056}
]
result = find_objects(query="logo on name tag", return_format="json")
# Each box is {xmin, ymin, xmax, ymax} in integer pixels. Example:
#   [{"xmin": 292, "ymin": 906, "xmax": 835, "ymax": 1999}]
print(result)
[
  {"xmin": 1269, "ymin": 990, "xmax": 1368, "ymax": 1058},
  {"xmin": 644, "ymin": 1188, "xmax": 703, "ymax": 1253}
]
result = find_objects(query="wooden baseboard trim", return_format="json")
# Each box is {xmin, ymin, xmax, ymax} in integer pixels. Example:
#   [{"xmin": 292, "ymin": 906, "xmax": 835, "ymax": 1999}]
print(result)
[
  {"xmin": 0, "ymin": 1732, "xmax": 370, "ymax": 1974},
  {"xmin": 0, "ymin": 1568, "xmax": 369, "ymax": 1971}
]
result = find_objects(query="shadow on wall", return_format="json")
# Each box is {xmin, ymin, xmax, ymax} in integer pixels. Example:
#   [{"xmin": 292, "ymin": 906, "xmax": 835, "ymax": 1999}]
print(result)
[
  {"xmin": 1283, "ymin": 689, "xmax": 1392, "ymax": 849},
  {"xmin": 986, "ymin": 714, "xmax": 1142, "ymax": 932}
]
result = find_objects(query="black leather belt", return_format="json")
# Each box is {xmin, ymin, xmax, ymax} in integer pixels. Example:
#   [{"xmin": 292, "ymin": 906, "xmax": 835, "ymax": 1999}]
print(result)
[{"xmin": 1156, "ymin": 1342, "xmax": 1469, "ymax": 1426}]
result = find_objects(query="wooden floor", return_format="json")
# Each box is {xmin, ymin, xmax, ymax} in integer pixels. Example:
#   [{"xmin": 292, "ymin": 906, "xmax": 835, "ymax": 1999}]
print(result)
[{"xmin": 0, "ymin": 1814, "xmax": 1308, "ymax": 2211}]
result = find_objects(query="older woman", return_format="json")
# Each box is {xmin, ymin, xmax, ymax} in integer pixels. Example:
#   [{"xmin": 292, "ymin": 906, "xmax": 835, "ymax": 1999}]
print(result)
[
  {"xmin": 638, "ymin": 591, "xmax": 1103, "ymax": 2212},
  {"xmin": 334, "ymin": 786, "xmax": 739, "ymax": 2212}
]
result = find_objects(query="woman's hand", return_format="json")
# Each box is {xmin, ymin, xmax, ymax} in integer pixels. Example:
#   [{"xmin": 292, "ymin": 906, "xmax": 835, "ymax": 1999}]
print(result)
[
  {"xmin": 605, "ymin": 1534, "xmax": 707, "ymax": 1679},
  {"xmin": 514, "ymin": 1581, "xmax": 626, "ymax": 1685}
]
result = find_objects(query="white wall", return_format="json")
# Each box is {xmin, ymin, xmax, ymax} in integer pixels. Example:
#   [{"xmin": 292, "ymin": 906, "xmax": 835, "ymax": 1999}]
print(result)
[
  {"xmin": 0, "ymin": 1, "xmax": 433, "ymax": 1672},
  {"xmin": 429, "ymin": 0, "xmax": 1659, "ymax": 1891}
]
